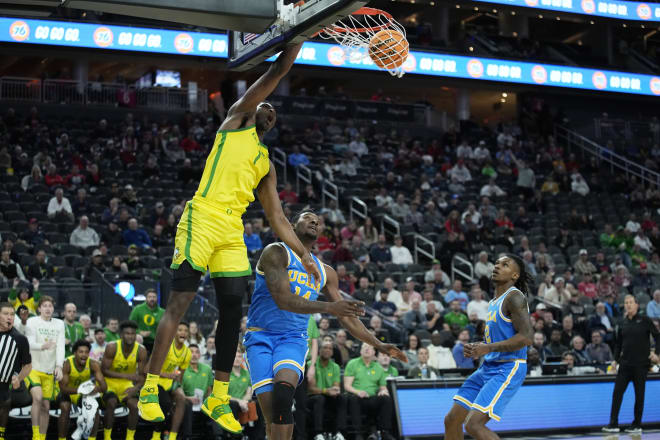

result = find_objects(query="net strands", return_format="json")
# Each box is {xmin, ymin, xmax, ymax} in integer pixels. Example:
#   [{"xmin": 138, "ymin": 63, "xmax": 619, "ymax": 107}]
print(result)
[{"xmin": 318, "ymin": 8, "xmax": 409, "ymax": 77}]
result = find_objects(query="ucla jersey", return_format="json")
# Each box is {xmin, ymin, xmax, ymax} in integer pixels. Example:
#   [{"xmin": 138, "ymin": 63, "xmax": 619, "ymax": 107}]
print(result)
[
  {"xmin": 483, "ymin": 287, "xmax": 527, "ymax": 362},
  {"xmin": 247, "ymin": 243, "xmax": 327, "ymax": 333}
]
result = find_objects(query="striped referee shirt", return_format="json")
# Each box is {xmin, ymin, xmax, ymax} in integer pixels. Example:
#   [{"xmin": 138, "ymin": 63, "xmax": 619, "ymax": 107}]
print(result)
[{"xmin": 0, "ymin": 328, "xmax": 31, "ymax": 383}]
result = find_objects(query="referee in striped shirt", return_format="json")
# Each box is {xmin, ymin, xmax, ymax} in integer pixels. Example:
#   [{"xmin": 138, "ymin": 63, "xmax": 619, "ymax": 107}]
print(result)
[{"xmin": 0, "ymin": 302, "xmax": 32, "ymax": 440}]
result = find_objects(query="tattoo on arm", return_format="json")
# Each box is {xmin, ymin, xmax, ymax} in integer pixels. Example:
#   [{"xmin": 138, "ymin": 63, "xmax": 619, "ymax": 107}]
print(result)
[{"xmin": 487, "ymin": 291, "xmax": 533, "ymax": 353}]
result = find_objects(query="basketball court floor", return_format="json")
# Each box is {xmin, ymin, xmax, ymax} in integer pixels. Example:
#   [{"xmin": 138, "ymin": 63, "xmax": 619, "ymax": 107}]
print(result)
[{"xmin": 514, "ymin": 431, "xmax": 659, "ymax": 440}]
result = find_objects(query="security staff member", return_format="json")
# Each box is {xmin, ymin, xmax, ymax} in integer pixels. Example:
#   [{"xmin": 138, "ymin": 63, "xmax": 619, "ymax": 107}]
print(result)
[{"xmin": 603, "ymin": 295, "xmax": 660, "ymax": 434}]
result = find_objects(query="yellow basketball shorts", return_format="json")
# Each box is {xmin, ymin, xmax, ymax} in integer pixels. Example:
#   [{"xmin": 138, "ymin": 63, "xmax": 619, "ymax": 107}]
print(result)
[
  {"xmin": 105, "ymin": 378, "xmax": 135, "ymax": 402},
  {"xmin": 171, "ymin": 200, "xmax": 251, "ymax": 277},
  {"xmin": 25, "ymin": 369, "xmax": 57, "ymax": 400}
]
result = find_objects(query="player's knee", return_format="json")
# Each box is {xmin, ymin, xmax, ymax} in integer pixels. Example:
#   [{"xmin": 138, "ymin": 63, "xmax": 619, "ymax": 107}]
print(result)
[
  {"xmin": 464, "ymin": 417, "xmax": 483, "ymax": 436},
  {"xmin": 271, "ymin": 381, "xmax": 295, "ymax": 425}
]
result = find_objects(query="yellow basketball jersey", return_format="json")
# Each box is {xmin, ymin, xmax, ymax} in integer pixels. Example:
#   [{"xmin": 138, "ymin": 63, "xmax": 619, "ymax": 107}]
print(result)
[
  {"xmin": 159, "ymin": 341, "xmax": 192, "ymax": 390},
  {"xmin": 193, "ymin": 125, "xmax": 270, "ymax": 215},
  {"xmin": 110, "ymin": 340, "xmax": 139, "ymax": 375},
  {"xmin": 67, "ymin": 356, "xmax": 91, "ymax": 389}
]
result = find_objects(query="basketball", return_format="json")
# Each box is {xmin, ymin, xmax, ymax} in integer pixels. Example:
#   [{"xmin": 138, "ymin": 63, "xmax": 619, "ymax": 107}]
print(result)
[{"xmin": 368, "ymin": 29, "xmax": 409, "ymax": 70}]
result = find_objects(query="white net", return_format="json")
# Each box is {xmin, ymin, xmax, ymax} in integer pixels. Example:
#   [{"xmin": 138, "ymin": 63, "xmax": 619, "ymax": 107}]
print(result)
[{"xmin": 318, "ymin": 8, "xmax": 409, "ymax": 77}]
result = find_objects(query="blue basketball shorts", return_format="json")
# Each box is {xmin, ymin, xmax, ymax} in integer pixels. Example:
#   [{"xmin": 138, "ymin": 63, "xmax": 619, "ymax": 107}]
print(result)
[
  {"xmin": 243, "ymin": 329, "xmax": 309, "ymax": 395},
  {"xmin": 453, "ymin": 359, "xmax": 527, "ymax": 421}
]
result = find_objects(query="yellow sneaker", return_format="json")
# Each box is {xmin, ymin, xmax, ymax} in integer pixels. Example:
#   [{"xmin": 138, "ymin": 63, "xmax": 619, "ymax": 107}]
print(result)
[
  {"xmin": 201, "ymin": 393, "xmax": 242, "ymax": 434},
  {"xmin": 137, "ymin": 385, "xmax": 165, "ymax": 422}
]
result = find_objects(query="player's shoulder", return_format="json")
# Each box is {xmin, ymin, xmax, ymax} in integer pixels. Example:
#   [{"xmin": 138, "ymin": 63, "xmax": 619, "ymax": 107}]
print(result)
[
  {"xmin": 260, "ymin": 242, "xmax": 288, "ymax": 263},
  {"xmin": 26, "ymin": 316, "xmax": 40, "ymax": 326},
  {"xmin": 8, "ymin": 327, "xmax": 28, "ymax": 343}
]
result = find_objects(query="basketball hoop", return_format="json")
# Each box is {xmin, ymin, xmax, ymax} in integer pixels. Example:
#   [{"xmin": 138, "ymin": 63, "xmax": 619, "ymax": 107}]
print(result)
[{"xmin": 318, "ymin": 7, "xmax": 409, "ymax": 77}]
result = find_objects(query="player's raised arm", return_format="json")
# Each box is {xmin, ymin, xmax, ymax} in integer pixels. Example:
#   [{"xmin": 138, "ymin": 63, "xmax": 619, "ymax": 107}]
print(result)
[
  {"xmin": 322, "ymin": 264, "xmax": 407, "ymax": 363},
  {"xmin": 465, "ymin": 291, "xmax": 533, "ymax": 358},
  {"xmin": 256, "ymin": 167, "xmax": 322, "ymax": 284},
  {"xmin": 258, "ymin": 244, "xmax": 363, "ymax": 317},
  {"xmin": 226, "ymin": 43, "xmax": 302, "ymax": 118}
]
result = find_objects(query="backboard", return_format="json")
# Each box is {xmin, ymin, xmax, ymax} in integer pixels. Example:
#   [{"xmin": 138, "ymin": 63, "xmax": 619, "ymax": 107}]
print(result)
[{"xmin": 228, "ymin": 0, "xmax": 367, "ymax": 71}]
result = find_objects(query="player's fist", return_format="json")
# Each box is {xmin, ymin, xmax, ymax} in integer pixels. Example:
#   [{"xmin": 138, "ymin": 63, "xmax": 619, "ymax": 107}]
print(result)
[
  {"xmin": 464, "ymin": 342, "xmax": 489, "ymax": 359},
  {"xmin": 328, "ymin": 300, "xmax": 365, "ymax": 318},
  {"xmin": 302, "ymin": 253, "xmax": 322, "ymax": 289},
  {"xmin": 376, "ymin": 343, "xmax": 408, "ymax": 363}
]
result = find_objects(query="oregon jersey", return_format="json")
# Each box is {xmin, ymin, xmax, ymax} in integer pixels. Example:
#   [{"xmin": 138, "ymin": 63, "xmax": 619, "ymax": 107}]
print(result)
[
  {"xmin": 106, "ymin": 339, "xmax": 139, "ymax": 391},
  {"xmin": 159, "ymin": 342, "xmax": 192, "ymax": 391},
  {"xmin": 67, "ymin": 356, "xmax": 92, "ymax": 389},
  {"xmin": 193, "ymin": 125, "xmax": 270, "ymax": 216}
]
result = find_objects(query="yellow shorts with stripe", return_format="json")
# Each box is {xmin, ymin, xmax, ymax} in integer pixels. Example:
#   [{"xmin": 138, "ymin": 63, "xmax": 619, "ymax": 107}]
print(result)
[
  {"xmin": 171, "ymin": 200, "xmax": 251, "ymax": 277},
  {"xmin": 105, "ymin": 378, "xmax": 135, "ymax": 403},
  {"xmin": 25, "ymin": 369, "xmax": 57, "ymax": 401}
]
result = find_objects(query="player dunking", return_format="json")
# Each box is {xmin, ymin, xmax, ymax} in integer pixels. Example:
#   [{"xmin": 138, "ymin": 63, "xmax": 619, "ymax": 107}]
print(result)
[
  {"xmin": 444, "ymin": 254, "xmax": 533, "ymax": 440},
  {"xmin": 138, "ymin": 42, "xmax": 321, "ymax": 434},
  {"xmin": 245, "ymin": 210, "xmax": 407, "ymax": 440}
]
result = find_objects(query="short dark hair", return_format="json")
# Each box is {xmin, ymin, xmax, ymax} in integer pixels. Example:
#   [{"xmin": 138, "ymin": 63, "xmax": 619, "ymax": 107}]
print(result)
[
  {"xmin": 179, "ymin": 321, "xmax": 189, "ymax": 328},
  {"xmin": 72, "ymin": 339, "xmax": 91, "ymax": 352},
  {"xmin": 16, "ymin": 305, "xmax": 29, "ymax": 314},
  {"xmin": 0, "ymin": 302, "xmax": 14, "ymax": 313},
  {"xmin": 94, "ymin": 328, "xmax": 105, "ymax": 335},
  {"xmin": 38, "ymin": 295, "xmax": 55, "ymax": 308},
  {"xmin": 188, "ymin": 343, "xmax": 199, "ymax": 350},
  {"xmin": 291, "ymin": 209, "xmax": 316, "ymax": 224},
  {"xmin": 119, "ymin": 320, "xmax": 138, "ymax": 332}
]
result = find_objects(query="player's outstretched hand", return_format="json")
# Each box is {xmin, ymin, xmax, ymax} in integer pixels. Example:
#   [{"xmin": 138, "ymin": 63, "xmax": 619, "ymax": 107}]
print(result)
[
  {"xmin": 302, "ymin": 253, "xmax": 322, "ymax": 289},
  {"xmin": 328, "ymin": 299, "xmax": 365, "ymax": 318},
  {"xmin": 463, "ymin": 342, "xmax": 489, "ymax": 359},
  {"xmin": 377, "ymin": 343, "xmax": 408, "ymax": 363}
]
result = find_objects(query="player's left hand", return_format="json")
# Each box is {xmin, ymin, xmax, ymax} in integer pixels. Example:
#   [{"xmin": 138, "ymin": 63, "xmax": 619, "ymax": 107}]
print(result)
[
  {"xmin": 11, "ymin": 375, "xmax": 20, "ymax": 390},
  {"xmin": 54, "ymin": 366, "xmax": 63, "ymax": 382},
  {"xmin": 376, "ymin": 343, "xmax": 408, "ymax": 363},
  {"xmin": 377, "ymin": 388, "xmax": 389, "ymax": 397},
  {"xmin": 464, "ymin": 342, "xmax": 490, "ymax": 359},
  {"xmin": 302, "ymin": 253, "xmax": 322, "ymax": 289}
]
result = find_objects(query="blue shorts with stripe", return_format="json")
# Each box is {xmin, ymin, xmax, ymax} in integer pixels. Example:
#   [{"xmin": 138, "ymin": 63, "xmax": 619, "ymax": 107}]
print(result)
[
  {"xmin": 243, "ymin": 329, "xmax": 308, "ymax": 395},
  {"xmin": 453, "ymin": 360, "xmax": 526, "ymax": 421}
]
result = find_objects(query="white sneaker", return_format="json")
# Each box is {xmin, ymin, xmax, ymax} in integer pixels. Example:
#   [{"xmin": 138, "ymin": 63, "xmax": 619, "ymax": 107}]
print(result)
[
  {"xmin": 625, "ymin": 426, "xmax": 642, "ymax": 434},
  {"xmin": 602, "ymin": 425, "xmax": 620, "ymax": 433},
  {"xmin": 334, "ymin": 433, "xmax": 346, "ymax": 440},
  {"xmin": 314, "ymin": 434, "xmax": 326, "ymax": 440}
]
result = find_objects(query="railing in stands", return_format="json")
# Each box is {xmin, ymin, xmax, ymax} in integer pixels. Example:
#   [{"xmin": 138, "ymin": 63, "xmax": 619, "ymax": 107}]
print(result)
[
  {"xmin": 380, "ymin": 214, "xmax": 400, "ymax": 240},
  {"xmin": 593, "ymin": 117, "xmax": 660, "ymax": 144},
  {"xmin": 0, "ymin": 76, "xmax": 208, "ymax": 111},
  {"xmin": 321, "ymin": 179, "xmax": 338, "ymax": 208},
  {"xmin": 413, "ymin": 234, "xmax": 435, "ymax": 264},
  {"xmin": 555, "ymin": 124, "xmax": 660, "ymax": 188},
  {"xmin": 0, "ymin": 76, "xmax": 41, "ymax": 101},
  {"xmin": 272, "ymin": 148, "xmax": 287, "ymax": 184},
  {"xmin": 295, "ymin": 164, "xmax": 312, "ymax": 194},
  {"xmin": 451, "ymin": 254, "xmax": 474, "ymax": 283},
  {"xmin": 349, "ymin": 197, "xmax": 368, "ymax": 223}
]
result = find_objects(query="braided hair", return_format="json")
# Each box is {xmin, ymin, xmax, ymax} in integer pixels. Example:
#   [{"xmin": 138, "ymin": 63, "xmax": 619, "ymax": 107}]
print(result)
[{"xmin": 503, "ymin": 253, "xmax": 534, "ymax": 295}]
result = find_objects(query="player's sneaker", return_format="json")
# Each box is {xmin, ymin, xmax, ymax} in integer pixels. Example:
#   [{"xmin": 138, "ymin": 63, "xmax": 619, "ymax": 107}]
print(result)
[
  {"xmin": 201, "ymin": 393, "xmax": 243, "ymax": 434},
  {"xmin": 601, "ymin": 425, "xmax": 620, "ymax": 433},
  {"xmin": 333, "ymin": 432, "xmax": 346, "ymax": 440},
  {"xmin": 625, "ymin": 426, "xmax": 642, "ymax": 434},
  {"xmin": 313, "ymin": 434, "xmax": 326, "ymax": 440},
  {"xmin": 137, "ymin": 385, "xmax": 165, "ymax": 422}
]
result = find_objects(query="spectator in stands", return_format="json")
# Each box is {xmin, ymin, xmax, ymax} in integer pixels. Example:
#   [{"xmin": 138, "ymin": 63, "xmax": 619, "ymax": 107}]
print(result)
[
  {"xmin": 589, "ymin": 301, "xmax": 614, "ymax": 336},
  {"xmin": 569, "ymin": 335, "xmax": 592, "ymax": 365},
  {"xmin": 596, "ymin": 272, "xmax": 616, "ymax": 301},
  {"xmin": 288, "ymin": 144, "xmax": 310, "ymax": 167},
  {"xmin": 560, "ymin": 315, "xmax": 579, "ymax": 347},
  {"xmin": 47, "ymin": 188, "xmax": 74, "ymax": 222},
  {"xmin": 633, "ymin": 263, "xmax": 653, "ymax": 295},
  {"xmin": 403, "ymin": 334, "xmax": 420, "ymax": 368},
  {"xmin": 594, "ymin": 252, "xmax": 610, "ymax": 274},
  {"xmin": 532, "ymin": 332, "xmax": 547, "ymax": 363},
  {"xmin": 44, "ymin": 164, "xmax": 64, "ymax": 187},
  {"xmin": 444, "ymin": 300, "xmax": 468, "ymax": 328},
  {"xmin": 424, "ymin": 300, "xmax": 444, "ymax": 333},
  {"xmin": 452, "ymin": 329, "xmax": 474, "ymax": 369},
  {"xmin": 71, "ymin": 188, "xmax": 90, "ymax": 217},
  {"xmin": 377, "ymin": 352, "xmax": 398, "ymax": 378},
  {"xmin": 149, "ymin": 202, "xmax": 167, "ymax": 228},
  {"xmin": 333, "ymin": 241, "xmax": 353, "ymax": 266},
  {"xmin": 308, "ymin": 340, "xmax": 347, "ymax": 440},
  {"xmin": 571, "ymin": 174, "xmax": 590, "ymax": 196},
  {"xmin": 125, "ymin": 244, "xmax": 144, "ymax": 272},
  {"xmin": 64, "ymin": 164, "xmax": 85, "ymax": 188},
  {"xmin": 466, "ymin": 287, "xmax": 488, "ymax": 321},
  {"xmin": 369, "ymin": 316, "xmax": 390, "ymax": 343},
  {"xmin": 554, "ymin": 225, "xmax": 575, "ymax": 256},
  {"xmin": 350, "ymin": 236, "xmax": 368, "ymax": 262},
  {"xmin": 648, "ymin": 290, "xmax": 660, "ymax": 319},
  {"xmin": 480, "ymin": 178, "xmax": 506, "ymax": 198},
  {"xmin": 26, "ymin": 249, "xmax": 53, "ymax": 280},
  {"xmin": 513, "ymin": 156, "xmax": 536, "ymax": 198},
  {"xmin": 563, "ymin": 352, "xmax": 600, "ymax": 376},
  {"xmin": 494, "ymin": 208, "xmax": 514, "ymax": 230},
  {"xmin": 122, "ymin": 218, "xmax": 152, "ymax": 249},
  {"xmin": 121, "ymin": 184, "xmax": 138, "ymax": 208},
  {"xmin": 544, "ymin": 328, "xmax": 568, "ymax": 357},
  {"xmin": 103, "ymin": 318, "xmax": 120, "ymax": 342},
  {"xmin": 634, "ymin": 229, "xmax": 653, "ymax": 253},
  {"xmin": 578, "ymin": 274, "xmax": 598, "ymax": 300},
  {"xmin": 129, "ymin": 289, "xmax": 163, "ymax": 352},
  {"xmin": 375, "ymin": 188, "xmax": 394, "ymax": 210},
  {"xmin": 177, "ymin": 158, "xmax": 199, "ymax": 185},
  {"xmin": 648, "ymin": 253, "xmax": 660, "ymax": 275},
  {"xmin": 344, "ymin": 343, "xmax": 395, "ymax": 440},
  {"xmin": 390, "ymin": 236, "xmax": 413, "ymax": 266},
  {"xmin": 424, "ymin": 260, "xmax": 448, "ymax": 284},
  {"xmin": 22, "ymin": 165, "xmax": 43, "ymax": 191},
  {"xmin": 90, "ymin": 328, "xmax": 106, "ymax": 362},
  {"xmin": 354, "ymin": 277, "xmax": 374, "ymax": 304},
  {"xmin": 101, "ymin": 198, "xmax": 120, "ymax": 224},
  {"xmin": 69, "ymin": 215, "xmax": 100, "ymax": 249},
  {"xmin": 522, "ymin": 250, "xmax": 537, "ymax": 278},
  {"xmin": 448, "ymin": 160, "xmax": 471, "ymax": 183},
  {"xmin": 102, "ymin": 221, "xmax": 123, "ymax": 247},
  {"xmin": 63, "ymin": 302, "xmax": 86, "ymax": 357},
  {"xmin": 390, "ymin": 194, "xmax": 411, "ymax": 221},
  {"xmin": 445, "ymin": 280, "xmax": 469, "ymax": 311},
  {"xmin": 586, "ymin": 330, "xmax": 612, "ymax": 364},
  {"xmin": 574, "ymin": 249, "xmax": 597, "ymax": 276},
  {"xmin": 20, "ymin": 218, "xmax": 48, "ymax": 248},
  {"xmin": 403, "ymin": 299, "xmax": 427, "ymax": 333},
  {"xmin": 0, "ymin": 250, "xmax": 26, "ymax": 284},
  {"xmin": 243, "ymin": 222, "xmax": 262, "ymax": 255},
  {"xmin": 408, "ymin": 346, "xmax": 440, "ymax": 379},
  {"xmin": 321, "ymin": 200, "xmax": 346, "ymax": 225},
  {"xmin": 278, "ymin": 182, "xmax": 298, "ymax": 205},
  {"xmin": 373, "ymin": 289, "xmax": 397, "ymax": 320},
  {"xmin": 444, "ymin": 211, "xmax": 461, "ymax": 235},
  {"xmin": 200, "ymin": 336, "xmax": 215, "ymax": 366},
  {"xmin": 473, "ymin": 251, "xmax": 494, "ymax": 291},
  {"xmin": 9, "ymin": 278, "xmax": 39, "ymax": 314},
  {"xmin": 625, "ymin": 213, "xmax": 641, "ymax": 233},
  {"xmin": 79, "ymin": 314, "xmax": 93, "ymax": 342},
  {"xmin": 299, "ymin": 184, "xmax": 319, "ymax": 205},
  {"xmin": 333, "ymin": 330, "xmax": 352, "ymax": 367},
  {"xmin": 426, "ymin": 331, "xmax": 455, "ymax": 370}
]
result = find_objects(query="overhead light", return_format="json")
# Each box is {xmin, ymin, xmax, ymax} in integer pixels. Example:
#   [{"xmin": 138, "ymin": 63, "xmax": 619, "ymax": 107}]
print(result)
[
  {"xmin": 511, "ymin": 11, "xmax": 516, "ymax": 15},
  {"xmin": 512, "ymin": 31, "xmax": 518, "ymax": 37},
  {"xmin": 501, "ymin": 98, "xmax": 506, "ymax": 103},
  {"xmin": 456, "ymin": 4, "xmax": 460, "ymax": 8},
  {"xmin": 590, "ymin": 20, "xmax": 594, "ymax": 24},
  {"xmin": 641, "ymin": 24, "xmax": 645, "ymax": 28},
  {"xmin": 502, "ymin": 92, "xmax": 508, "ymax": 97},
  {"xmin": 430, "ymin": 1, "xmax": 435, "ymax": 5},
  {"xmin": 469, "ymin": 46, "xmax": 474, "ymax": 52},
  {"xmin": 556, "ymin": 16, "xmax": 561, "ymax": 20},
  {"xmin": 539, "ymin": 14, "xmax": 543, "ymax": 18},
  {"xmin": 493, "ymin": 9, "xmax": 497, "ymax": 13},
  {"xmin": 622, "ymin": 23, "xmax": 627, "ymax": 27},
  {"xmin": 474, "ymin": 6, "xmax": 479, "ymax": 11}
]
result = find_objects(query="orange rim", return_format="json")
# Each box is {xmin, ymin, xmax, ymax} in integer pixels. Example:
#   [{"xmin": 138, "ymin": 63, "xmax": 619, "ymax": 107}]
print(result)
[{"xmin": 326, "ymin": 7, "xmax": 395, "ymax": 34}]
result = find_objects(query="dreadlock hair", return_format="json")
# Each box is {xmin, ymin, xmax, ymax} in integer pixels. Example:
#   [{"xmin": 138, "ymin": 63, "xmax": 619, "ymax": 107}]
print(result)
[{"xmin": 503, "ymin": 253, "xmax": 534, "ymax": 295}]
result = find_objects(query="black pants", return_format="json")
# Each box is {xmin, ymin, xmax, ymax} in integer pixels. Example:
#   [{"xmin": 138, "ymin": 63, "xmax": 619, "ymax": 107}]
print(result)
[
  {"xmin": 347, "ymin": 394, "xmax": 392, "ymax": 433},
  {"xmin": 609, "ymin": 364, "xmax": 648, "ymax": 426},
  {"xmin": 309, "ymin": 394, "xmax": 347, "ymax": 435},
  {"xmin": 293, "ymin": 375, "xmax": 308, "ymax": 440}
]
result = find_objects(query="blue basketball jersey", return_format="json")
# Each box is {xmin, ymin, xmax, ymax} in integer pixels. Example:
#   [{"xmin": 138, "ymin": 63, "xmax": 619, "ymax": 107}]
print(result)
[
  {"xmin": 483, "ymin": 286, "xmax": 528, "ymax": 362},
  {"xmin": 247, "ymin": 243, "xmax": 327, "ymax": 333}
]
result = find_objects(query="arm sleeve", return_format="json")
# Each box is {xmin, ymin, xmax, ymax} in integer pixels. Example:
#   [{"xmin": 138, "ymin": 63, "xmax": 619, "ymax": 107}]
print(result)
[
  {"xmin": 47, "ymin": 200, "xmax": 56, "ymax": 216},
  {"xmin": 63, "ymin": 199, "xmax": 73, "ymax": 214},
  {"xmin": 56, "ymin": 321, "xmax": 66, "ymax": 367},
  {"xmin": 8, "ymin": 289, "xmax": 17, "ymax": 302},
  {"xmin": 344, "ymin": 360, "xmax": 356, "ymax": 378},
  {"xmin": 129, "ymin": 307, "xmax": 139, "ymax": 323},
  {"xmin": 378, "ymin": 369, "xmax": 387, "ymax": 387},
  {"xmin": 17, "ymin": 334, "xmax": 31, "ymax": 367},
  {"xmin": 26, "ymin": 320, "xmax": 41, "ymax": 351},
  {"xmin": 33, "ymin": 289, "xmax": 41, "ymax": 302}
]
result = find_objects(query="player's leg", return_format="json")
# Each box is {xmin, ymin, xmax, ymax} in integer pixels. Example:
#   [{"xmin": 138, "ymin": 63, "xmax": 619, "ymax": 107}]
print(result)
[
  {"xmin": 27, "ymin": 372, "xmax": 43, "ymax": 440},
  {"xmin": 630, "ymin": 365, "xmax": 647, "ymax": 428},
  {"xmin": 140, "ymin": 205, "xmax": 212, "ymax": 422},
  {"xmin": 103, "ymin": 392, "xmax": 118, "ymax": 440},
  {"xmin": 308, "ymin": 394, "xmax": 326, "ymax": 438},
  {"xmin": 445, "ymin": 366, "xmax": 486, "ymax": 440},
  {"xmin": 608, "ymin": 365, "xmax": 633, "ymax": 429},
  {"xmin": 269, "ymin": 368, "xmax": 299, "ymax": 440},
  {"xmin": 464, "ymin": 410, "xmax": 499, "ymax": 440},
  {"xmin": 125, "ymin": 396, "xmax": 139, "ymax": 439},
  {"xmin": 58, "ymin": 397, "xmax": 72, "ymax": 440},
  {"xmin": 169, "ymin": 388, "xmax": 187, "ymax": 440},
  {"xmin": 256, "ymin": 391, "xmax": 274, "ymax": 440},
  {"xmin": 444, "ymin": 404, "xmax": 469, "ymax": 440},
  {"xmin": 38, "ymin": 395, "xmax": 50, "ymax": 439},
  {"xmin": 245, "ymin": 333, "xmax": 275, "ymax": 438},
  {"xmin": 0, "ymin": 384, "xmax": 11, "ymax": 440}
]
